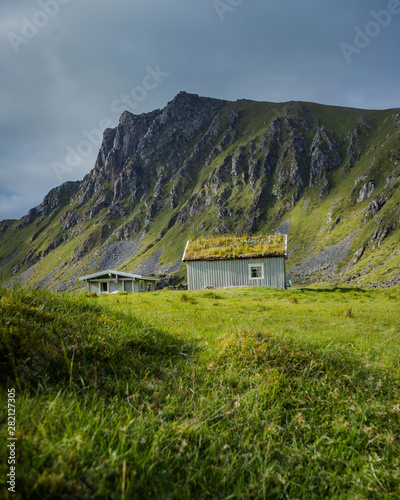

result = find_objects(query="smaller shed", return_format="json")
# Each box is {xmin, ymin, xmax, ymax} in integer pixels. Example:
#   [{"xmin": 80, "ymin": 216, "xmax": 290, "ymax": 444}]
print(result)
[
  {"xmin": 182, "ymin": 234, "xmax": 288, "ymax": 291},
  {"xmin": 79, "ymin": 270, "xmax": 159, "ymax": 294}
]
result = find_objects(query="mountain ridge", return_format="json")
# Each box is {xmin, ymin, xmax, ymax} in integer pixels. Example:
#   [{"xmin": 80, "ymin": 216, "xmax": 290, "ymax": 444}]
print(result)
[{"xmin": 1, "ymin": 92, "xmax": 400, "ymax": 290}]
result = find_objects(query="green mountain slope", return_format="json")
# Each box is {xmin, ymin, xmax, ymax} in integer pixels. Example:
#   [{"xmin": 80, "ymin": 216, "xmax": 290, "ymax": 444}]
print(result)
[{"xmin": 1, "ymin": 92, "xmax": 399, "ymax": 289}]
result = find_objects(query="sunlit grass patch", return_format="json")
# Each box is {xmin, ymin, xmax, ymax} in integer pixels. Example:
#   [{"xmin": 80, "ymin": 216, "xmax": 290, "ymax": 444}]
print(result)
[{"xmin": 0, "ymin": 285, "xmax": 399, "ymax": 499}]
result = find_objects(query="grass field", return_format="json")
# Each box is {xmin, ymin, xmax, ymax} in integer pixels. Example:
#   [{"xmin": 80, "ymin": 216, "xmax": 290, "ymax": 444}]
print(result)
[{"xmin": 1, "ymin": 285, "xmax": 399, "ymax": 499}]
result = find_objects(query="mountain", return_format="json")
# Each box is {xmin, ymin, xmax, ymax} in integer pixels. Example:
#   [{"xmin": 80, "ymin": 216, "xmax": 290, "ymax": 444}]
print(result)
[{"xmin": 1, "ymin": 92, "xmax": 400, "ymax": 290}]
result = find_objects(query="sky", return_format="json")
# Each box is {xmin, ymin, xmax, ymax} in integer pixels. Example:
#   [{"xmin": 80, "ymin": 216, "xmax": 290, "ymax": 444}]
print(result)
[{"xmin": 0, "ymin": 0, "xmax": 399, "ymax": 221}]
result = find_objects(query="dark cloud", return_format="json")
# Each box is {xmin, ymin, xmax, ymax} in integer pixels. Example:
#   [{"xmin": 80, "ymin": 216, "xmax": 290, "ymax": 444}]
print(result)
[{"xmin": 1, "ymin": 0, "xmax": 399, "ymax": 220}]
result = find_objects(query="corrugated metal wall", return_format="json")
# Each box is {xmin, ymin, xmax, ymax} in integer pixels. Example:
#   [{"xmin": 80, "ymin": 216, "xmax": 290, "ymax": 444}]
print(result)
[{"xmin": 187, "ymin": 258, "xmax": 286, "ymax": 291}]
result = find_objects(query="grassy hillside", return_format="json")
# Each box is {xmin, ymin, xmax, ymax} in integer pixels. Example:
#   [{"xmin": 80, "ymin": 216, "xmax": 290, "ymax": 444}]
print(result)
[
  {"xmin": 1, "ymin": 286, "xmax": 399, "ymax": 499},
  {"xmin": 1, "ymin": 97, "xmax": 399, "ymax": 291}
]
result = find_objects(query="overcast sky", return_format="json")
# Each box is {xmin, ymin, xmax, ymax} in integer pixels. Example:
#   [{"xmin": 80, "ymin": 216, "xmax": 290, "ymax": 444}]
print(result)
[{"xmin": 1, "ymin": 0, "xmax": 399, "ymax": 221}]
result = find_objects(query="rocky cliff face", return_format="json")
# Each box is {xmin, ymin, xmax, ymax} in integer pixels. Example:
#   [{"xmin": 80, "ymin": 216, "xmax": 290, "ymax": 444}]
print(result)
[{"xmin": 1, "ymin": 93, "xmax": 400, "ymax": 290}]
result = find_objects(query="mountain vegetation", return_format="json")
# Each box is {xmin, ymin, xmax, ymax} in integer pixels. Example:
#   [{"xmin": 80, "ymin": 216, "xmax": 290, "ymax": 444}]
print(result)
[{"xmin": 1, "ymin": 92, "xmax": 400, "ymax": 289}]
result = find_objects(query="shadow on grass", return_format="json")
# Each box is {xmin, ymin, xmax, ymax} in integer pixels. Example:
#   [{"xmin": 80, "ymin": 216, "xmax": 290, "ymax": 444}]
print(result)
[
  {"xmin": 297, "ymin": 286, "xmax": 369, "ymax": 294},
  {"xmin": 0, "ymin": 286, "xmax": 193, "ymax": 396},
  {"xmin": 1, "ymin": 289, "xmax": 399, "ymax": 499}
]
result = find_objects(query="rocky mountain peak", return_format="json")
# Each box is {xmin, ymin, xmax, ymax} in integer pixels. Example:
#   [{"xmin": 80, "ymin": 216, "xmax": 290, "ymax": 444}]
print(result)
[
  {"xmin": 159, "ymin": 91, "xmax": 226, "ymax": 137},
  {"xmin": 2, "ymin": 95, "xmax": 400, "ymax": 290}
]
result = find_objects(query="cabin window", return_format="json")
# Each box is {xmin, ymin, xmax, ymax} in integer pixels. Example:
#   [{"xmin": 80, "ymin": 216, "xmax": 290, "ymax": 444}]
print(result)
[
  {"xmin": 249, "ymin": 265, "xmax": 263, "ymax": 279},
  {"xmin": 139, "ymin": 280, "xmax": 144, "ymax": 291},
  {"xmin": 100, "ymin": 282, "xmax": 108, "ymax": 293}
]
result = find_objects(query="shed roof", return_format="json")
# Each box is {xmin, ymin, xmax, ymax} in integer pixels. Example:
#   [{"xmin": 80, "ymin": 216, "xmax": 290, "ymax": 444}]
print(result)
[
  {"xmin": 79, "ymin": 270, "xmax": 160, "ymax": 282},
  {"xmin": 182, "ymin": 234, "xmax": 287, "ymax": 262}
]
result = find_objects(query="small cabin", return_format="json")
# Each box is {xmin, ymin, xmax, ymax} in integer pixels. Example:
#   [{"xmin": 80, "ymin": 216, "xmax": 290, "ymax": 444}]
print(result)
[
  {"xmin": 182, "ymin": 234, "xmax": 288, "ymax": 291},
  {"xmin": 79, "ymin": 270, "xmax": 160, "ymax": 294}
]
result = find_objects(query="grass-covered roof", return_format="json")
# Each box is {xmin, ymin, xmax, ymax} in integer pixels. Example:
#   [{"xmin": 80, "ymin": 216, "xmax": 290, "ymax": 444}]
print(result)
[{"xmin": 183, "ymin": 234, "xmax": 287, "ymax": 261}]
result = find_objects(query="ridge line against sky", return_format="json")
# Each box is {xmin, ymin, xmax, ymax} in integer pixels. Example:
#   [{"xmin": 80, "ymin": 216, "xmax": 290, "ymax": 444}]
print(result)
[{"xmin": 0, "ymin": 0, "xmax": 399, "ymax": 221}]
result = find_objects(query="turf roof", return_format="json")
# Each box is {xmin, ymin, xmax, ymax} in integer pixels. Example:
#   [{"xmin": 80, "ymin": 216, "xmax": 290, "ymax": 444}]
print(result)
[{"xmin": 183, "ymin": 234, "xmax": 287, "ymax": 261}]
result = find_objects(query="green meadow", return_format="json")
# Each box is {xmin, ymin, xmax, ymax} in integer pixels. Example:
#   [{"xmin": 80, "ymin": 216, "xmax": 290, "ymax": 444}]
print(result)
[{"xmin": 1, "ymin": 285, "xmax": 400, "ymax": 499}]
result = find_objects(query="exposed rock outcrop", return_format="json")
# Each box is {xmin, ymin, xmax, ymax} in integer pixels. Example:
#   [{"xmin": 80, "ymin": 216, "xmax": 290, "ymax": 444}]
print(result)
[
  {"xmin": 357, "ymin": 180, "xmax": 375, "ymax": 203},
  {"xmin": 309, "ymin": 127, "xmax": 341, "ymax": 197},
  {"xmin": 2, "ymin": 93, "xmax": 400, "ymax": 289}
]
